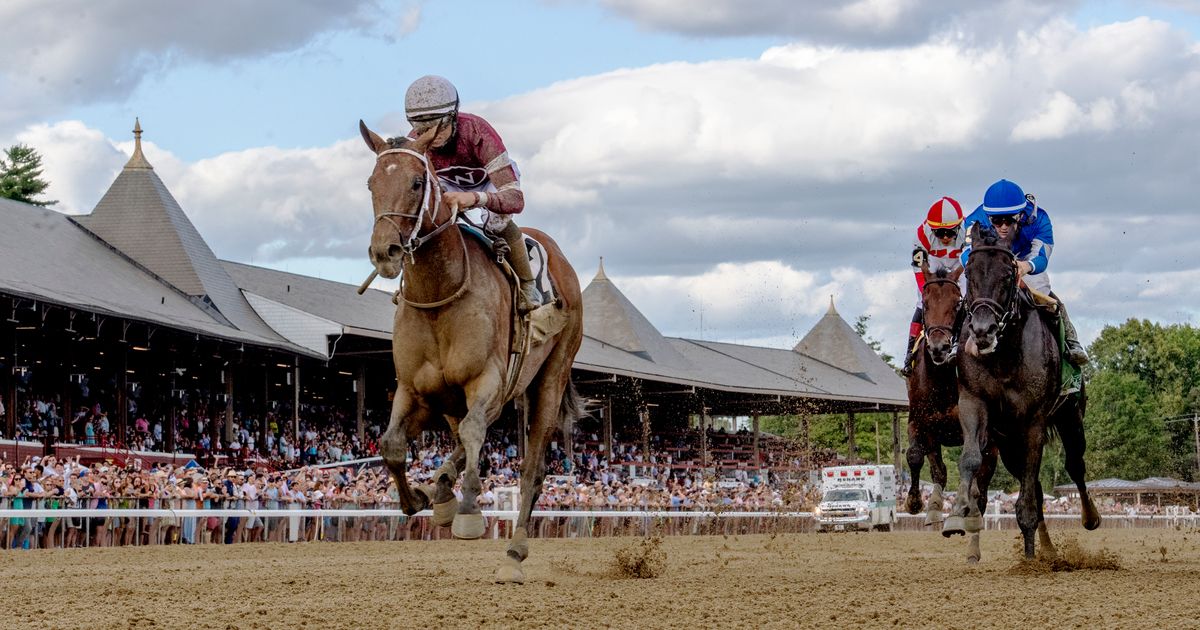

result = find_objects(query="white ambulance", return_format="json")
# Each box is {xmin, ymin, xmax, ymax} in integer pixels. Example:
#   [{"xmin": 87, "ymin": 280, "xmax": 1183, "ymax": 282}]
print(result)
[{"xmin": 814, "ymin": 465, "xmax": 897, "ymax": 532}]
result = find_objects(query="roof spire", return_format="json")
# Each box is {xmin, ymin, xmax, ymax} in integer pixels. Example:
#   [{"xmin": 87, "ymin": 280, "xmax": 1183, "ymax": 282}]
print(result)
[
  {"xmin": 595, "ymin": 256, "xmax": 608, "ymax": 281},
  {"xmin": 827, "ymin": 295, "xmax": 838, "ymax": 315},
  {"xmin": 124, "ymin": 117, "xmax": 154, "ymax": 170}
]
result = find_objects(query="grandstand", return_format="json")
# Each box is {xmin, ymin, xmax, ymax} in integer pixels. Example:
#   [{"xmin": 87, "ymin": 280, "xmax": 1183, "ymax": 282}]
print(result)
[{"xmin": 0, "ymin": 122, "xmax": 905, "ymax": 472}]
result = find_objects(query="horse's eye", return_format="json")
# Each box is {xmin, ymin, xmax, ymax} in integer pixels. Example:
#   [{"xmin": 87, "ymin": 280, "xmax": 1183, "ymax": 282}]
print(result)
[{"xmin": 412, "ymin": 177, "xmax": 423, "ymax": 192}]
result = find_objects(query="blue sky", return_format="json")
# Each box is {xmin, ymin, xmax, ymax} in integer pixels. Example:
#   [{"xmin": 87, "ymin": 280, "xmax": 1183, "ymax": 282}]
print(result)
[
  {"xmin": 3, "ymin": 0, "xmax": 1199, "ymax": 360},
  {"xmin": 69, "ymin": 0, "xmax": 785, "ymax": 160}
]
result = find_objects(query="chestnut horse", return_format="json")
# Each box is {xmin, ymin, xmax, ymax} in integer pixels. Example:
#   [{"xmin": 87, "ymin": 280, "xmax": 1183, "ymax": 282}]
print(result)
[{"xmin": 360, "ymin": 120, "xmax": 583, "ymax": 583}]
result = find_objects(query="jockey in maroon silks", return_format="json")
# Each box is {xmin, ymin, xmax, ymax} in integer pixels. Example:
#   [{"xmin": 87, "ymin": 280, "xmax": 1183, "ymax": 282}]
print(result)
[{"xmin": 404, "ymin": 75, "xmax": 540, "ymax": 313}]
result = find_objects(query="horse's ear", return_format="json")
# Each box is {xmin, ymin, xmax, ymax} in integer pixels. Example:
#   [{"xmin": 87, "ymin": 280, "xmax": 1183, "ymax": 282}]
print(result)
[
  {"xmin": 950, "ymin": 266, "xmax": 964, "ymax": 282},
  {"xmin": 359, "ymin": 120, "xmax": 386, "ymax": 153}
]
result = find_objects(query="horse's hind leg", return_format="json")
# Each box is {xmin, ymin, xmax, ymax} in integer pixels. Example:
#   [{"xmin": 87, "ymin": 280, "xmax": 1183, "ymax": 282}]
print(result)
[
  {"xmin": 380, "ymin": 393, "xmax": 434, "ymax": 516},
  {"xmin": 1055, "ymin": 395, "xmax": 1101, "ymax": 530},
  {"xmin": 452, "ymin": 371, "xmax": 504, "ymax": 540}
]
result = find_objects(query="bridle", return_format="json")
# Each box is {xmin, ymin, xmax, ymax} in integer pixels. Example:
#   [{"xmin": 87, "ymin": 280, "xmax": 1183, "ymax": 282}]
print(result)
[
  {"xmin": 965, "ymin": 244, "xmax": 1019, "ymax": 340},
  {"xmin": 373, "ymin": 146, "xmax": 457, "ymax": 262},
  {"xmin": 921, "ymin": 274, "xmax": 963, "ymax": 359},
  {"xmin": 372, "ymin": 145, "xmax": 470, "ymax": 309}
]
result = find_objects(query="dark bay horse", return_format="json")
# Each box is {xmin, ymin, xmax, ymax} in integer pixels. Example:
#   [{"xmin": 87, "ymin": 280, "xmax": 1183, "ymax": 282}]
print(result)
[
  {"xmin": 946, "ymin": 223, "xmax": 1099, "ymax": 559},
  {"xmin": 360, "ymin": 120, "xmax": 584, "ymax": 583},
  {"xmin": 905, "ymin": 265, "xmax": 971, "ymax": 525}
]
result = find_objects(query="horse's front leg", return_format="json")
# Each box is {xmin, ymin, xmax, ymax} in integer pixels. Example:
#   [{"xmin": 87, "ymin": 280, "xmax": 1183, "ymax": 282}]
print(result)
[
  {"xmin": 425, "ymin": 442, "xmax": 465, "ymax": 528},
  {"xmin": 379, "ymin": 391, "xmax": 433, "ymax": 516},
  {"xmin": 451, "ymin": 369, "xmax": 505, "ymax": 540},
  {"xmin": 905, "ymin": 419, "xmax": 927, "ymax": 516},
  {"xmin": 925, "ymin": 445, "xmax": 949, "ymax": 526},
  {"xmin": 944, "ymin": 392, "xmax": 986, "ymax": 537},
  {"xmin": 1016, "ymin": 425, "xmax": 1048, "ymax": 559}
]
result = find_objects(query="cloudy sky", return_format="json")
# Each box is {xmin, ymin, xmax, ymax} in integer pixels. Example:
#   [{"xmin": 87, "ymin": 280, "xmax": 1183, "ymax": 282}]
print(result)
[{"xmin": 2, "ymin": 0, "xmax": 1199, "ymax": 360}]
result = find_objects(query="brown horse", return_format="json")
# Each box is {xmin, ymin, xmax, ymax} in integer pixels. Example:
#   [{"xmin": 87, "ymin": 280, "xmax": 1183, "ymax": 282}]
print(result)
[{"xmin": 360, "ymin": 120, "xmax": 584, "ymax": 583}]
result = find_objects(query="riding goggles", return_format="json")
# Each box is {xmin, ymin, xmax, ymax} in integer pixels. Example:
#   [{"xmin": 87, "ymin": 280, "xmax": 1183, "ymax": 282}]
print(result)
[
  {"xmin": 932, "ymin": 227, "xmax": 959, "ymax": 239},
  {"xmin": 989, "ymin": 214, "xmax": 1020, "ymax": 228}
]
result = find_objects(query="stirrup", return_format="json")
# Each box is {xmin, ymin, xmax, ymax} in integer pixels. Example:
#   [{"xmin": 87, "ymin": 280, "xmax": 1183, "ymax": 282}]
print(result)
[{"xmin": 517, "ymin": 283, "xmax": 542, "ymax": 313}]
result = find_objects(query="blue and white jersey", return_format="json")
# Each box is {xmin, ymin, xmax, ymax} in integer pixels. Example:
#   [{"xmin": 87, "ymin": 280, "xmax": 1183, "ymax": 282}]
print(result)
[{"xmin": 960, "ymin": 203, "xmax": 1055, "ymax": 274}]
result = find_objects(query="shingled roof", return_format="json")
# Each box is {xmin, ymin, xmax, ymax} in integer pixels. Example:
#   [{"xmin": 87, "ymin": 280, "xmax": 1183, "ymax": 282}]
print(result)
[
  {"xmin": 581, "ymin": 258, "xmax": 691, "ymax": 370},
  {"xmin": 792, "ymin": 298, "xmax": 893, "ymax": 385},
  {"xmin": 73, "ymin": 120, "xmax": 281, "ymax": 343}
]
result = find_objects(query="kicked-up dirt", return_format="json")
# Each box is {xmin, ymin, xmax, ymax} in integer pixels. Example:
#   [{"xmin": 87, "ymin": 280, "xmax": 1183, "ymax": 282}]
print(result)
[{"xmin": 3, "ymin": 528, "xmax": 1198, "ymax": 629}]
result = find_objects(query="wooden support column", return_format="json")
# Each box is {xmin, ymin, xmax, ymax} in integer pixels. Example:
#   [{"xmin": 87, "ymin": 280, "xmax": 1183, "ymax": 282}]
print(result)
[
  {"xmin": 292, "ymin": 363, "xmax": 300, "ymax": 445},
  {"xmin": 699, "ymin": 405, "xmax": 709, "ymax": 469},
  {"xmin": 602, "ymin": 400, "xmax": 613, "ymax": 463},
  {"xmin": 800, "ymin": 413, "xmax": 811, "ymax": 470},
  {"xmin": 260, "ymin": 367, "xmax": 269, "ymax": 452},
  {"xmin": 224, "ymin": 368, "xmax": 235, "ymax": 444},
  {"xmin": 891, "ymin": 411, "xmax": 902, "ymax": 473},
  {"xmin": 874, "ymin": 415, "xmax": 882, "ymax": 464},
  {"xmin": 117, "ymin": 347, "xmax": 128, "ymax": 446},
  {"xmin": 640, "ymin": 407, "xmax": 651, "ymax": 470},
  {"xmin": 846, "ymin": 410, "xmax": 857, "ymax": 464},
  {"xmin": 355, "ymin": 363, "xmax": 367, "ymax": 443},
  {"xmin": 752, "ymin": 412, "xmax": 761, "ymax": 470}
]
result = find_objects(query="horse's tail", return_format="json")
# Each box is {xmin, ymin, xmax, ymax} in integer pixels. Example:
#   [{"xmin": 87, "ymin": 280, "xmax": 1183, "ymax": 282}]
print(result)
[{"xmin": 559, "ymin": 376, "xmax": 587, "ymax": 439}]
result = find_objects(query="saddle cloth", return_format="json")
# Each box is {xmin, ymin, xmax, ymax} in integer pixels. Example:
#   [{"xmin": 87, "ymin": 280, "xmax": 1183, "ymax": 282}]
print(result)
[{"xmin": 458, "ymin": 222, "xmax": 557, "ymax": 307}]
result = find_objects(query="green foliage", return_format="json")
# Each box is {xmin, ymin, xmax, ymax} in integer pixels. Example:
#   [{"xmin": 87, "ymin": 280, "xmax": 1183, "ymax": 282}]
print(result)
[
  {"xmin": 0, "ymin": 144, "xmax": 57, "ymax": 207},
  {"xmin": 1084, "ymin": 319, "xmax": 1200, "ymax": 480}
]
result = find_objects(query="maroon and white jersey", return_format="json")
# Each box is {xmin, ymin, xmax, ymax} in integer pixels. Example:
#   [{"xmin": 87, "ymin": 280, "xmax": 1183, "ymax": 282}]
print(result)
[{"xmin": 409, "ymin": 112, "xmax": 524, "ymax": 215}]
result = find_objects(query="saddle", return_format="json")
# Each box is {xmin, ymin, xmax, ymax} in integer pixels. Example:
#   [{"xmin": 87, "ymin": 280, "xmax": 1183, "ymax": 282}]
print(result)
[{"xmin": 1018, "ymin": 285, "xmax": 1081, "ymax": 396}]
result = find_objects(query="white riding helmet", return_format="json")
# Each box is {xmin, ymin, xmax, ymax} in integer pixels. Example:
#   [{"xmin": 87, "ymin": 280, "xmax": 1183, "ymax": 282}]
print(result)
[{"xmin": 405, "ymin": 75, "xmax": 459, "ymax": 124}]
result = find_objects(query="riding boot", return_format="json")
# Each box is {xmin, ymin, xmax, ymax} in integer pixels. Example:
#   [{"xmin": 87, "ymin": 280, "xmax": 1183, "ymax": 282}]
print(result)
[
  {"xmin": 1058, "ymin": 302, "xmax": 1089, "ymax": 367},
  {"xmin": 498, "ymin": 220, "xmax": 542, "ymax": 313},
  {"xmin": 900, "ymin": 335, "xmax": 919, "ymax": 377}
]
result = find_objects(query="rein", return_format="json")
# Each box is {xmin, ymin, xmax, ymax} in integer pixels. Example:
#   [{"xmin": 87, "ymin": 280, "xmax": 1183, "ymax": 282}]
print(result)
[
  {"xmin": 374, "ymin": 146, "xmax": 469, "ymax": 309},
  {"xmin": 921, "ymin": 275, "xmax": 962, "ymax": 347},
  {"xmin": 966, "ymin": 245, "xmax": 1019, "ymax": 340}
]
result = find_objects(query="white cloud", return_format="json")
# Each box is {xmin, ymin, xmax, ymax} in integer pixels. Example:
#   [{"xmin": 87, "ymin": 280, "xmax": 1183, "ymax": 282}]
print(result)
[
  {"xmin": 589, "ymin": 0, "xmax": 1076, "ymax": 44},
  {"xmin": 15, "ymin": 15, "xmax": 1200, "ymax": 357},
  {"xmin": 0, "ymin": 0, "xmax": 384, "ymax": 133}
]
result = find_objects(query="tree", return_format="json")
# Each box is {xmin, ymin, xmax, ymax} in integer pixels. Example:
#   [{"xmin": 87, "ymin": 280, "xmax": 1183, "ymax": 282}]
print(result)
[
  {"xmin": 1084, "ymin": 319, "xmax": 1200, "ymax": 480},
  {"xmin": 0, "ymin": 144, "xmax": 57, "ymax": 207}
]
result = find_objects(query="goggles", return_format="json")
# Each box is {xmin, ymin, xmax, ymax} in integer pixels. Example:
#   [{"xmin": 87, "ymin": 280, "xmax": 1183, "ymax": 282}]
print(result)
[
  {"xmin": 932, "ymin": 227, "xmax": 959, "ymax": 239},
  {"xmin": 989, "ymin": 214, "xmax": 1020, "ymax": 228}
]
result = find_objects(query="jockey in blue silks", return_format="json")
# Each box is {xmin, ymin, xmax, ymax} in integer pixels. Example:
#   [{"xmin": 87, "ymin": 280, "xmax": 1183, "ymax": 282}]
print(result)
[{"xmin": 960, "ymin": 179, "xmax": 1088, "ymax": 366}]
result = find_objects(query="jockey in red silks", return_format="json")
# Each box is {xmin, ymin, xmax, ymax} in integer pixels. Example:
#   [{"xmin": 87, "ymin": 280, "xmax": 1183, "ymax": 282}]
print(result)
[
  {"xmin": 901, "ymin": 196, "xmax": 965, "ymax": 376},
  {"xmin": 404, "ymin": 75, "xmax": 541, "ymax": 313}
]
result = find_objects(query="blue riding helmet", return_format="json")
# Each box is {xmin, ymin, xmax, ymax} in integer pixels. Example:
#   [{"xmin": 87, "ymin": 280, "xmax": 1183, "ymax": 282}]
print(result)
[{"xmin": 982, "ymin": 179, "xmax": 1031, "ymax": 216}]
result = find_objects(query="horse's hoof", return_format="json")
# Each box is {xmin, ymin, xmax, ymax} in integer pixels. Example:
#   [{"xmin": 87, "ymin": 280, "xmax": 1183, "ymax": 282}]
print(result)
[
  {"xmin": 452, "ymin": 513, "xmax": 487, "ymax": 540},
  {"xmin": 494, "ymin": 557, "xmax": 525, "ymax": 584},
  {"xmin": 963, "ymin": 516, "xmax": 984, "ymax": 533},
  {"xmin": 1083, "ymin": 511, "xmax": 1102, "ymax": 531},
  {"xmin": 432, "ymin": 497, "xmax": 459, "ymax": 528},
  {"xmin": 942, "ymin": 516, "xmax": 966, "ymax": 537},
  {"xmin": 924, "ymin": 511, "xmax": 945, "ymax": 526},
  {"xmin": 966, "ymin": 556, "xmax": 980, "ymax": 565},
  {"xmin": 413, "ymin": 485, "xmax": 436, "ymax": 511}
]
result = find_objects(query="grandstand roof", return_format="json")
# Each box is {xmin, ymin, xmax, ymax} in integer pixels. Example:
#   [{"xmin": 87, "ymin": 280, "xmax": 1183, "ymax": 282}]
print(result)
[
  {"xmin": 574, "ymin": 267, "xmax": 906, "ymax": 408},
  {"xmin": 0, "ymin": 198, "xmax": 314, "ymax": 356}
]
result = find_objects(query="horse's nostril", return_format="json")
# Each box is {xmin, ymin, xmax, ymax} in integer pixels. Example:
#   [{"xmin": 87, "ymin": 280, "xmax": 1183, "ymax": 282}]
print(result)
[{"xmin": 387, "ymin": 244, "xmax": 404, "ymax": 258}]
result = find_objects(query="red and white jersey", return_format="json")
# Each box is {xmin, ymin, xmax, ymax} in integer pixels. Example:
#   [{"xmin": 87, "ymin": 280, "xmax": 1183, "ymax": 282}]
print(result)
[
  {"xmin": 911, "ymin": 223, "xmax": 965, "ymax": 293},
  {"xmin": 410, "ymin": 112, "xmax": 524, "ymax": 215}
]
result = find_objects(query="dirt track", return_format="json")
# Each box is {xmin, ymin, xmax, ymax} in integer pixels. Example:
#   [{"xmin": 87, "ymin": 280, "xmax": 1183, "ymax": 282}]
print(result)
[{"xmin": 4, "ymin": 528, "xmax": 1198, "ymax": 629}]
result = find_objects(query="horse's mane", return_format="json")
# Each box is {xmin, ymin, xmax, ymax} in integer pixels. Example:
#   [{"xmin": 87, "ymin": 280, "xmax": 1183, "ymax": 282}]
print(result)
[
  {"xmin": 976, "ymin": 224, "xmax": 1001, "ymax": 247},
  {"xmin": 933, "ymin": 267, "xmax": 951, "ymax": 279},
  {"xmin": 385, "ymin": 135, "xmax": 415, "ymax": 150}
]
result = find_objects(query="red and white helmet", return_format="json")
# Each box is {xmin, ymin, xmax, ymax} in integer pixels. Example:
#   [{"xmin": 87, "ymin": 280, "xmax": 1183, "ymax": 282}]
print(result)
[{"xmin": 924, "ymin": 196, "xmax": 964, "ymax": 229}]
